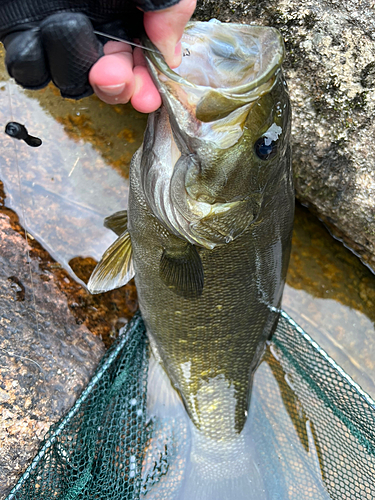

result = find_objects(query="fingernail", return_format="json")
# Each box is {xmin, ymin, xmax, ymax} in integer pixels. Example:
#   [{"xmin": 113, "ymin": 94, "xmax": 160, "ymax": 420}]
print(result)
[
  {"xmin": 96, "ymin": 83, "xmax": 125, "ymax": 96},
  {"xmin": 167, "ymin": 40, "xmax": 182, "ymax": 68},
  {"xmin": 133, "ymin": 72, "xmax": 142, "ymax": 96}
]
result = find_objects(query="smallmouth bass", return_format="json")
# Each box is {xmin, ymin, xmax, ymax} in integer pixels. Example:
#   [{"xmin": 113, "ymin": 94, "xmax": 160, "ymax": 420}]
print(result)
[{"xmin": 89, "ymin": 19, "xmax": 294, "ymax": 499}]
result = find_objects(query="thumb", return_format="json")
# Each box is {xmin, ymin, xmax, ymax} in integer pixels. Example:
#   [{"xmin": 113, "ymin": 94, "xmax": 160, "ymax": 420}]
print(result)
[{"xmin": 143, "ymin": 0, "xmax": 196, "ymax": 68}]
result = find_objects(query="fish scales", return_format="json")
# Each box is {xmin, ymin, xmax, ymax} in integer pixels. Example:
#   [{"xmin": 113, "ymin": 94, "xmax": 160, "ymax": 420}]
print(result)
[
  {"xmin": 129, "ymin": 108, "xmax": 292, "ymax": 439},
  {"xmin": 88, "ymin": 19, "xmax": 293, "ymax": 498}
]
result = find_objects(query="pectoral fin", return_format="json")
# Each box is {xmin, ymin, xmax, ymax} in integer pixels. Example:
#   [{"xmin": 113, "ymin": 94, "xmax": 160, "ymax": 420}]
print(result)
[
  {"xmin": 104, "ymin": 210, "xmax": 128, "ymax": 236},
  {"xmin": 160, "ymin": 243, "xmax": 204, "ymax": 299},
  {"xmin": 87, "ymin": 230, "xmax": 134, "ymax": 294}
]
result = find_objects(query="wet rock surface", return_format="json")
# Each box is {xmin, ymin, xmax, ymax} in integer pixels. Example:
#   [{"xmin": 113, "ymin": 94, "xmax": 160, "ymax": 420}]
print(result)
[
  {"xmin": 0, "ymin": 199, "xmax": 107, "ymax": 498},
  {"xmin": 0, "ymin": 171, "xmax": 140, "ymax": 497},
  {"xmin": 195, "ymin": 0, "xmax": 375, "ymax": 272}
]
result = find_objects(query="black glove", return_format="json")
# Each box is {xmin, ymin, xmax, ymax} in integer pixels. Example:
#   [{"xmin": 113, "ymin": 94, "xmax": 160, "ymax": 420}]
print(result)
[{"xmin": 0, "ymin": 0, "xmax": 180, "ymax": 99}]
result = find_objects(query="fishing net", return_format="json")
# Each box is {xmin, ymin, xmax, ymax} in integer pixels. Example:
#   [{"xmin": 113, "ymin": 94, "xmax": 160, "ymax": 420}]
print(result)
[{"xmin": 5, "ymin": 310, "xmax": 375, "ymax": 500}]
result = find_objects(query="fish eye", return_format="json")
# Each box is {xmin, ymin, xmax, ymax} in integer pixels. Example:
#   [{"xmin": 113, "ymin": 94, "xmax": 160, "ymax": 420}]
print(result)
[{"xmin": 254, "ymin": 136, "xmax": 278, "ymax": 161}]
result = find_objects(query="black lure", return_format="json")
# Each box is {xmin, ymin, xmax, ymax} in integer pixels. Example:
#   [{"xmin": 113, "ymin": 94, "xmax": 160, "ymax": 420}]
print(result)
[{"xmin": 5, "ymin": 122, "xmax": 42, "ymax": 147}]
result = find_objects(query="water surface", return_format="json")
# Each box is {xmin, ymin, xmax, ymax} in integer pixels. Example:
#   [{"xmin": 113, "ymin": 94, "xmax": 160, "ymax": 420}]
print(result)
[
  {"xmin": 0, "ymin": 46, "xmax": 147, "ymax": 284},
  {"xmin": 284, "ymin": 205, "xmax": 375, "ymax": 397}
]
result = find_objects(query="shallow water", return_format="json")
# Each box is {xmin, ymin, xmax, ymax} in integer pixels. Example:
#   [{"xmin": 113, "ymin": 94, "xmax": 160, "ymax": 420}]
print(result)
[
  {"xmin": 1, "ymin": 47, "xmax": 375, "ymax": 499},
  {"xmin": 0, "ymin": 46, "xmax": 147, "ymax": 285},
  {"xmin": 283, "ymin": 205, "xmax": 375, "ymax": 397}
]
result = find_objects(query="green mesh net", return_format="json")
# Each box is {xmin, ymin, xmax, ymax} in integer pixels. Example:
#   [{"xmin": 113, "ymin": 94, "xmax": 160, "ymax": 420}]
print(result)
[
  {"xmin": 5, "ymin": 311, "xmax": 375, "ymax": 500},
  {"xmin": 5, "ymin": 314, "xmax": 149, "ymax": 500}
]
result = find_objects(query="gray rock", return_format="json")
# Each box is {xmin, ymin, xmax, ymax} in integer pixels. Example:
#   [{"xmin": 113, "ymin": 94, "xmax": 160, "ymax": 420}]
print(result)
[
  {"xmin": 195, "ymin": 0, "xmax": 375, "ymax": 272},
  {"xmin": 0, "ymin": 212, "xmax": 105, "ymax": 499}
]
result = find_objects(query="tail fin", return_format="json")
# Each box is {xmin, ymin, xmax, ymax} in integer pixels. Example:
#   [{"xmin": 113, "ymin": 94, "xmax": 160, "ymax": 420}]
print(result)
[{"xmin": 142, "ymin": 354, "xmax": 267, "ymax": 500}]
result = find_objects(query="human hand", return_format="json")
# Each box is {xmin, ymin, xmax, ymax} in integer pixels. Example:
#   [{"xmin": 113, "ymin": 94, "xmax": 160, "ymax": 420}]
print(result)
[
  {"xmin": 0, "ymin": 0, "xmax": 196, "ymax": 111},
  {"xmin": 89, "ymin": 0, "xmax": 197, "ymax": 113}
]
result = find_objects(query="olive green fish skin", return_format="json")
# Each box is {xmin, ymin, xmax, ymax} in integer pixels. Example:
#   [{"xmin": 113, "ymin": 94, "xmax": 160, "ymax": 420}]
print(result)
[{"xmin": 128, "ymin": 62, "xmax": 293, "ymax": 440}]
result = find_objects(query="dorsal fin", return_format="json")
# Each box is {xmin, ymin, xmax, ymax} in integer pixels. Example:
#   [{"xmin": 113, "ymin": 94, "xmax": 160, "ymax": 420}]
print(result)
[{"xmin": 104, "ymin": 210, "xmax": 128, "ymax": 236}]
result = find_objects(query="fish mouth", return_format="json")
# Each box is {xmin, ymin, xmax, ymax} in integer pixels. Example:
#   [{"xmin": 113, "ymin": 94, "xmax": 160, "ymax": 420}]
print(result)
[
  {"xmin": 144, "ymin": 20, "xmax": 285, "ymax": 122},
  {"xmin": 140, "ymin": 20, "xmax": 286, "ymax": 249}
]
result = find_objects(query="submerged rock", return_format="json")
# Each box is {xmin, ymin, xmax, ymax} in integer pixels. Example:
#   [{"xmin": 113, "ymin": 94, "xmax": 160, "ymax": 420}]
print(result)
[
  {"xmin": 0, "ymin": 207, "xmax": 105, "ymax": 498},
  {"xmin": 195, "ymin": 0, "xmax": 375, "ymax": 272}
]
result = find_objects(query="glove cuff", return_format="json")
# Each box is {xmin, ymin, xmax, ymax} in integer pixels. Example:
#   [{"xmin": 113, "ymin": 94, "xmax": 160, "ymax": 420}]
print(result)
[
  {"xmin": 0, "ymin": 0, "xmax": 147, "ymax": 36},
  {"xmin": 132, "ymin": 0, "xmax": 182, "ymax": 12}
]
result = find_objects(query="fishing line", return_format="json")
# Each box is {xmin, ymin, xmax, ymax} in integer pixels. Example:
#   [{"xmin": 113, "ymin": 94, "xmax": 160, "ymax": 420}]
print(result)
[
  {"xmin": 0, "ymin": 347, "xmax": 45, "ymax": 378},
  {"xmin": 7, "ymin": 81, "xmax": 41, "ymax": 341},
  {"xmin": 93, "ymin": 30, "xmax": 161, "ymax": 54}
]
